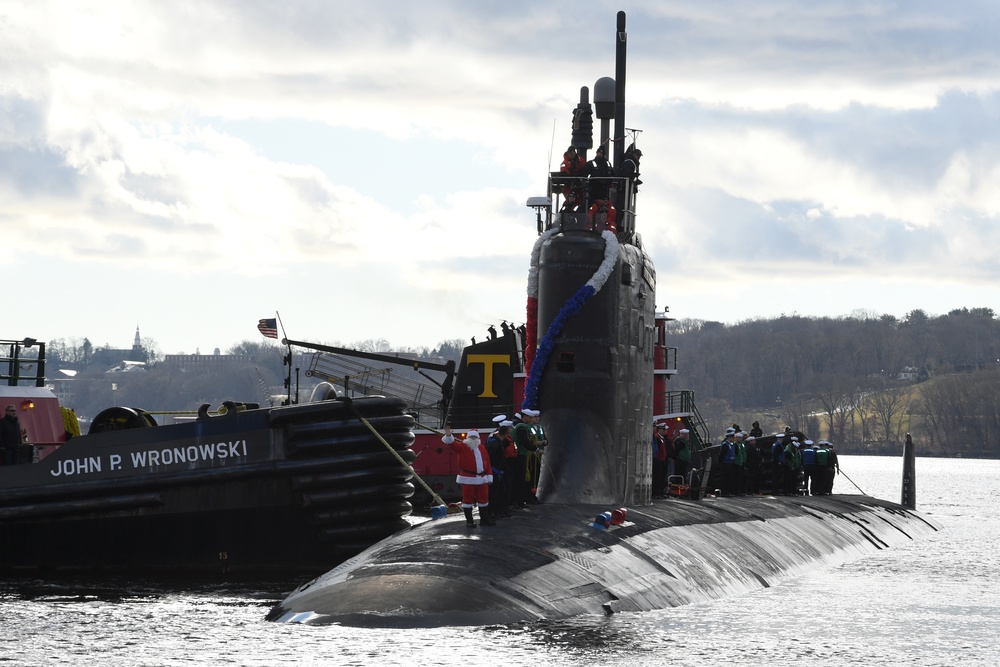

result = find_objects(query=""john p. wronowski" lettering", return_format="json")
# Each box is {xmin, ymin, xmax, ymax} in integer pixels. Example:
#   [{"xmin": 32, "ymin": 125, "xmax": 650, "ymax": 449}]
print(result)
[{"xmin": 49, "ymin": 440, "xmax": 249, "ymax": 477}]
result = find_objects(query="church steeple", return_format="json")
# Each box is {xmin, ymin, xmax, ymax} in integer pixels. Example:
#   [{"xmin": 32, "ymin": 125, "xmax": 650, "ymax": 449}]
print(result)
[{"xmin": 133, "ymin": 324, "xmax": 141, "ymax": 351}]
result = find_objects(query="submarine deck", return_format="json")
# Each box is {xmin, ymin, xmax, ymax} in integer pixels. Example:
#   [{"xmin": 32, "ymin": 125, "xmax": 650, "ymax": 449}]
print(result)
[{"xmin": 268, "ymin": 494, "xmax": 940, "ymax": 627}]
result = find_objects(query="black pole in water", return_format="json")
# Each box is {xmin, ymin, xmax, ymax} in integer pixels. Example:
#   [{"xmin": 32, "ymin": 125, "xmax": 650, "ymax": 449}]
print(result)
[{"xmin": 902, "ymin": 432, "xmax": 916, "ymax": 509}]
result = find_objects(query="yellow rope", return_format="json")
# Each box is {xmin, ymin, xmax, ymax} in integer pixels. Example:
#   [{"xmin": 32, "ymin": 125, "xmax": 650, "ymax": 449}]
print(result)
[
  {"xmin": 354, "ymin": 411, "xmax": 457, "ymax": 514},
  {"xmin": 414, "ymin": 420, "xmax": 445, "ymax": 435}
]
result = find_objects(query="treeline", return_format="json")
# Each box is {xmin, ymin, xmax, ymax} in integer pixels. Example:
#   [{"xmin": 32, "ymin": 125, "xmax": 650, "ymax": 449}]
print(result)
[
  {"xmin": 669, "ymin": 307, "xmax": 1000, "ymax": 457},
  {"xmin": 43, "ymin": 337, "xmax": 467, "ymax": 422}
]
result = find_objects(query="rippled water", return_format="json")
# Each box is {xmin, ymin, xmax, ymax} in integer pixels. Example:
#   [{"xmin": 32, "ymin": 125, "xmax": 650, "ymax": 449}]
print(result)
[{"xmin": 2, "ymin": 456, "xmax": 997, "ymax": 666}]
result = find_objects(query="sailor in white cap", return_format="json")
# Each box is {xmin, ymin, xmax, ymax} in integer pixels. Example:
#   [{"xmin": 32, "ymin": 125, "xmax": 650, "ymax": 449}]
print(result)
[
  {"xmin": 511, "ymin": 409, "xmax": 541, "ymax": 506},
  {"xmin": 801, "ymin": 439, "xmax": 818, "ymax": 495},
  {"xmin": 526, "ymin": 409, "xmax": 547, "ymax": 501},
  {"xmin": 484, "ymin": 420, "xmax": 514, "ymax": 518}
]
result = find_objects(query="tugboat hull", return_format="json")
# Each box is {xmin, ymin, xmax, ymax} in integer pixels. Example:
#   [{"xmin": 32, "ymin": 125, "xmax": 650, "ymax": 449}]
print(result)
[{"xmin": 0, "ymin": 396, "xmax": 416, "ymax": 575}]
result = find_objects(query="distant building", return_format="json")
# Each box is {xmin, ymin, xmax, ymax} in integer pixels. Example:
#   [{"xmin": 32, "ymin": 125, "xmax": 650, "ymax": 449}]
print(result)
[
  {"xmin": 161, "ymin": 353, "xmax": 251, "ymax": 367},
  {"xmin": 91, "ymin": 325, "xmax": 149, "ymax": 368},
  {"xmin": 898, "ymin": 365, "xmax": 930, "ymax": 382}
]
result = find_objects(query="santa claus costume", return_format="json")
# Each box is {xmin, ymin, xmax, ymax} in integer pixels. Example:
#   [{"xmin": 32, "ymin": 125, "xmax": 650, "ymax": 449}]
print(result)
[{"xmin": 442, "ymin": 428, "xmax": 495, "ymax": 527}]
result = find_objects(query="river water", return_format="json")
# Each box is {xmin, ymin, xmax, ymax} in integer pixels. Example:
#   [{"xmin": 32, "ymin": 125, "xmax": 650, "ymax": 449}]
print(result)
[{"xmin": 1, "ymin": 456, "xmax": 996, "ymax": 666}]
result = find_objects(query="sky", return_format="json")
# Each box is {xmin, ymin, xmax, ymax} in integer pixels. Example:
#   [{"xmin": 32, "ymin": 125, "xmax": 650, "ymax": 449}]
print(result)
[{"xmin": 4, "ymin": 1, "xmax": 1000, "ymax": 356}]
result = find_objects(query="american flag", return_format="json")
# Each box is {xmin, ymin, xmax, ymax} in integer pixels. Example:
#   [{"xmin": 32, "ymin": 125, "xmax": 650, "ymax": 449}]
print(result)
[{"xmin": 257, "ymin": 318, "xmax": 278, "ymax": 339}]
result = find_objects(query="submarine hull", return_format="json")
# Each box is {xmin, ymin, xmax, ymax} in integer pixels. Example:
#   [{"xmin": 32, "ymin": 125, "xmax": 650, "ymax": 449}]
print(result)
[{"xmin": 268, "ymin": 495, "xmax": 940, "ymax": 627}]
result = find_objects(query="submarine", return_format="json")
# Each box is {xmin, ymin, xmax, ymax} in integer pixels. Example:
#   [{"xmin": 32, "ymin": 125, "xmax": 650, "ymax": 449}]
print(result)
[{"xmin": 267, "ymin": 11, "xmax": 940, "ymax": 627}]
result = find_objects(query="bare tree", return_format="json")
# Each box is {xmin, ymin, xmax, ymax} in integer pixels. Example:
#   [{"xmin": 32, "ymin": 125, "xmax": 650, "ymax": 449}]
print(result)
[
  {"xmin": 815, "ymin": 375, "xmax": 855, "ymax": 442},
  {"xmin": 866, "ymin": 380, "xmax": 911, "ymax": 445}
]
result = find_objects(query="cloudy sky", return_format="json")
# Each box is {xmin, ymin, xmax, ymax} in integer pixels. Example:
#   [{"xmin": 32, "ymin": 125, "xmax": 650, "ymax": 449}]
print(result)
[{"xmin": 4, "ymin": 1, "xmax": 1000, "ymax": 356}]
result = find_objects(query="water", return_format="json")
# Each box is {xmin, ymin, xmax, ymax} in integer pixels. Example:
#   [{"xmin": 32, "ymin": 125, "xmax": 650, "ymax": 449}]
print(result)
[{"xmin": 2, "ymin": 456, "xmax": 997, "ymax": 666}]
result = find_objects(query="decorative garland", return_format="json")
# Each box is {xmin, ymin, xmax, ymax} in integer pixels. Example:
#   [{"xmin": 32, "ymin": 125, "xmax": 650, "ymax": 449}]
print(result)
[
  {"xmin": 523, "ymin": 229, "xmax": 620, "ymax": 410},
  {"xmin": 524, "ymin": 227, "xmax": 559, "ymax": 374}
]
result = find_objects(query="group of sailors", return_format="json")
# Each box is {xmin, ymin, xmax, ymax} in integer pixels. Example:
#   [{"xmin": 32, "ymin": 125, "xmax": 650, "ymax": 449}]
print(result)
[
  {"xmin": 557, "ymin": 142, "xmax": 643, "ymax": 234},
  {"xmin": 718, "ymin": 427, "xmax": 841, "ymax": 497},
  {"xmin": 441, "ymin": 409, "xmax": 547, "ymax": 528},
  {"xmin": 652, "ymin": 421, "xmax": 841, "ymax": 498}
]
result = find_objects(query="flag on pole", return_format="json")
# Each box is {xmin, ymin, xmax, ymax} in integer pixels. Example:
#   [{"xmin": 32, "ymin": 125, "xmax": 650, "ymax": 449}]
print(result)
[{"xmin": 257, "ymin": 318, "xmax": 278, "ymax": 339}]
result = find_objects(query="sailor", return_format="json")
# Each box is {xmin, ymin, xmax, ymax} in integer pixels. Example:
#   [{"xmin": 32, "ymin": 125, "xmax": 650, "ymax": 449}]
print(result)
[
  {"xmin": 770, "ymin": 432, "xmax": 786, "ymax": 494},
  {"xmin": 560, "ymin": 145, "xmax": 586, "ymax": 176},
  {"xmin": 619, "ymin": 144, "xmax": 642, "ymax": 191},
  {"xmin": 585, "ymin": 144, "xmax": 614, "ymax": 200},
  {"xmin": 815, "ymin": 441, "xmax": 840, "ymax": 494},
  {"xmin": 485, "ymin": 417, "xmax": 512, "ymax": 518},
  {"xmin": 828, "ymin": 442, "xmax": 840, "ymax": 492},
  {"xmin": 749, "ymin": 421, "xmax": 764, "ymax": 438},
  {"xmin": 1, "ymin": 405, "xmax": 23, "ymax": 466},
  {"xmin": 442, "ymin": 426, "xmax": 495, "ymax": 527},
  {"xmin": 719, "ymin": 428, "xmax": 737, "ymax": 496},
  {"xmin": 784, "ymin": 436, "xmax": 802, "ymax": 495},
  {"xmin": 733, "ymin": 432, "xmax": 747, "ymax": 496},
  {"xmin": 489, "ymin": 413, "xmax": 506, "ymax": 438},
  {"xmin": 587, "ymin": 198, "xmax": 617, "ymax": 234},
  {"xmin": 559, "ymin": 145, "xmax": 587, "ymax": 210},
  {"xmin": 511, "ymin": 410, "xmax": 539, "ymax": 507},
  {"xmin": 673, "ymin": 428, "xmax": 692, "ymax": 484},
  {"xmin": 744, "ymin": 435, "xmax": 760, "ymax": 495},
  {"xmin": 801, "ymin": 440, "xmax": 818, "ymax": 494},
  {"xmin": 526, "ymin": 410, "xmax": 547, "ymax": 501},
  {"xmin": 652, "ymin": 422, "xmax": 668, "ymax": 498},
  {"xmin": 783, "ymin": 436, "xmax": 797, "ymax": 494}
]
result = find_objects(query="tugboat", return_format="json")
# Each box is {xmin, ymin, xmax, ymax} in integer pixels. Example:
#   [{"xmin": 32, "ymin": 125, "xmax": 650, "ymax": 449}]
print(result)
[
  {"xmin": 0, "ymin": 337, "xmax": 415, "ymax": 575},
  {"xmin": 267, "ymin": 11, "xmax": 940, "ymax": 627}
]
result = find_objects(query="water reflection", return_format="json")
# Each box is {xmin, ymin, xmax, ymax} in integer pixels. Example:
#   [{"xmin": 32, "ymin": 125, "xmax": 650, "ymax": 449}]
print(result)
[{"xmin": 1, "ymin": 457, "xmax": 996, "ymax": 667}]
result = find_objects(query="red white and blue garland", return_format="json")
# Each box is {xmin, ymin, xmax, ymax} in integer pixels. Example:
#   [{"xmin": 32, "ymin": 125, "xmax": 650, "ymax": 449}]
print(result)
[{"xmin": 523, "ymin": 229, "xmax": 620, "ymax": 410}]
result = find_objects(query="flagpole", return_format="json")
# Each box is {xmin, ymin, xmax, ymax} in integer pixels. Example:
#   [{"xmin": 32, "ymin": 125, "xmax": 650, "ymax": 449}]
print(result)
[{"xmin": 276, "ymin": 311, "xmax": 294, "ymax": 405}]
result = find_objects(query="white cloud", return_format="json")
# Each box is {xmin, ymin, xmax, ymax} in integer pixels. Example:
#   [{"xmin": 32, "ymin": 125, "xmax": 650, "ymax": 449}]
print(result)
[{"xmin": 2, "ymin": 1, "xmax": 1000, "ymax": 353}]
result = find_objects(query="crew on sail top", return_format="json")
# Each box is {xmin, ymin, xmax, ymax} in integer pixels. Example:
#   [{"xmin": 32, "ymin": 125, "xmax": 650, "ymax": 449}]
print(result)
[{"xmin": 588, "ymin": 199, "xmax": 617, "ymax": 234}]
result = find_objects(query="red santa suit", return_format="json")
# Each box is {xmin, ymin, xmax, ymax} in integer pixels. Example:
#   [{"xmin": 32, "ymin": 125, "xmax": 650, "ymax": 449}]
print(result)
[{"xmin": 442, "ymin": 430, "xmax": 493, "ymax": 508}]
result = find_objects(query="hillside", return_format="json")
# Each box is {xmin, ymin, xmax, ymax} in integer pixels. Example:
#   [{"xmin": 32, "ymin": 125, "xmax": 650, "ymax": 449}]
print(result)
[{"xmin": 667, "ymin": 308, "xmax": 1000, "ymax": 458}]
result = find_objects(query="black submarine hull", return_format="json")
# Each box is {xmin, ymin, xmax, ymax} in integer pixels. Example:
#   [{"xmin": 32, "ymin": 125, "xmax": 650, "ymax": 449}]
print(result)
[{"xmin": 268, "ymin": 495, "xmax": 940, "ymax": 626}]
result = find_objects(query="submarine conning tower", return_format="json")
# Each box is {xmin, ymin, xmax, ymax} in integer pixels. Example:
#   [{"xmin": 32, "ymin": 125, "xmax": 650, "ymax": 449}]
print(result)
[{"xmin": 525, "ymin": 11, "xmax": 656, "ymax": 507}]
